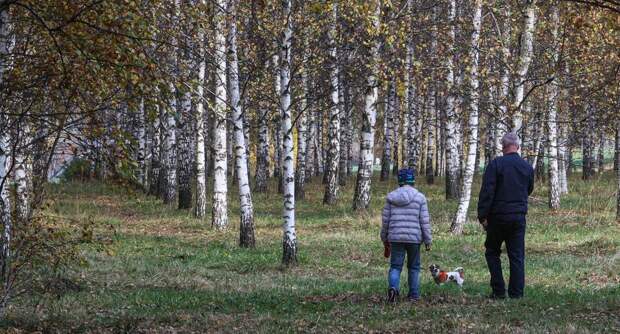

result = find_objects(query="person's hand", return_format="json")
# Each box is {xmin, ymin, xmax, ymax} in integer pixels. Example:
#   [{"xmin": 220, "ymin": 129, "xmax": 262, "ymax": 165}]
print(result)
[
  {"xmin": 425, "ymin": 243, "xmax": 432, "ymax": 252},
  {"xmin": 479, "ymin": 218, "xmax": 488, "ymax": 231}
]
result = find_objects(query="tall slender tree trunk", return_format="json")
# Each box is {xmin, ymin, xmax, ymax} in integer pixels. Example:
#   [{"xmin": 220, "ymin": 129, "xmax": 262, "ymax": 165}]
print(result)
[
  {"xmin": 338, "ymin": 76, "xmax": 351, "ymax": 186},
  {"xmin": 496, "ymin": 6, "xmax": 511, "ymax": 155},
  {"xmin": 451, "ymin": 0, "xmax": 482, "ymax": 235},
  {"xmin": 512, "ymin": 0, "xmax": 537, "ymax": 133},
  {"xmin": 13, "ymin": 123, "xmax": 31, "ymax": 222},
  {"xmin": 295, "ymin": 46, "xmax": 309, "ymax": 200},
  {"xmin": 273, "ymin": 50, "xmax": 283, "ymax": 193},
  {"xmin": 353, "ymin": 0, "xmax": 380, "ymax": 210},
  {"xmin": 162, "ymin": 83, "xmax": 178, "ymax": 205},
  {"xmin": 405, "ymin": 10, "xmax": 420, "ymax": 172},
  {"xmin": 547, "ymin": 3, "xmax": 561, "ymax": 211},
  {"xmin": 255, "ymin": 65, "xmax": 270, "ymax": 193},
  {"xmin": 280, "ymin": 0, "xmax": 297, "ymax": 266},
  {"xmin": 392, "ymin": 94, "xmax": 401, "ymax": 175},
  {"xmin": 212, "ymin": 0, "xmax": 229, "ymax": 229},
  {"xmin": 148, "ymin": 105, "xmax": 161, "ymax": 196},
  {"xmin": 137, "ymin": 98, "xmax": 148, "ymax": 190},
  {"xmin": 194, "ymin": 21, "xmax": 207, "ymax": 218},
  {"xmin": 444, "ymin": 0, "xmax": 460, "ymax": 200},
  {"xmin": 324, "ymin": 3, "xmax": 341, "ymax": 205},
  {"xmin": 597, "ymin": 132, "xmax": 605, "ymax": 172},
  {"xmin": 381, "ymin": 82, "xmax": 395, "ymax": 181},
  {"xmin": 426, "ymin": 93, "xmax": 436, "ymax": 185},
  {"xmin": 583, "ymin": 108, "xmax": 595, "ymax": 180},
  {"xmin": 228, "ymin": 0, "xmax": 255, "ymax": 246},
  {"xmin": 177, "ymin": 91, "xmax": 193, "ymax": 209}
]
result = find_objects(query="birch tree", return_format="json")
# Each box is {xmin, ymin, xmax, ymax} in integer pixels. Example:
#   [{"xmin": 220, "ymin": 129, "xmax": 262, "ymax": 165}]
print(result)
[
  {"xmin": 228, "ymin": 0, "xmax": 255, "ymax": 247},
  {"xmin": 451, "ymin": 0, "xmax": 482, "ymax": 234},
  {"xmin": 295, "ymin": 44, "xmax": 309, "ymax": 200},
  {"xmin": 353, "ymin": 0, "xmax": 380, "ymax": 210},
  {"xmin": 512, "ymin": 0, "xmax": 537, "ymax": 133},
  {"xmin": 323, "ymin": 1, "xmax": 340, "ymax": 205},
  {"xmin": 280, "ymin": 0, "xmax": 296, "ymax": 265},
  {"xmin": 444, "ymin": 0, "xmax": 460, "ymax": 200},
  {"xmin": 547, "ymin": 2, "xmax": 561, "ymax": 211},
  {"xmin": 194, "ymin": 1, "xmax": 207, "ymax": 218},
  {"xmin": 212, "ymin": 0, "xmax": 228, "ymax": 229}
]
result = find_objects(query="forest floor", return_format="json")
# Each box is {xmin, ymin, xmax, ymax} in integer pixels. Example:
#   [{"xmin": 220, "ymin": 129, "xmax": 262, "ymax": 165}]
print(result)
[{"xmin": 2, "ymin": 172, "xmax": 620, "ymax": 333}]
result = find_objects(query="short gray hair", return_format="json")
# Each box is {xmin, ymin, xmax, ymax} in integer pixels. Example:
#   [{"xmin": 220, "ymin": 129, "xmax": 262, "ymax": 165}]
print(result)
[{"xmin": 501, "ymin": 132, "xmax": 520, "ymax": 148}]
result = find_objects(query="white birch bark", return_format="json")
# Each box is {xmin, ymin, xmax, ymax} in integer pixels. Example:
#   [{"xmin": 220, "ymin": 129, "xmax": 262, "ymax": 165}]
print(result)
[
  {"xmin": 323, "ymin": 2, "xmax": 340, "ymax": 205},
  {"xmin": 194, "ymin": 7, "xmax": 207, "ymax": 218},
  {"xmin": 177, "ymin": 91, "xmax": 193, "ymax": 209},
  {"xmin": 280, "ymin": 0, "xmax": 296, "ymax": 265},
  {"xmin": 228, "ymin": 0, "xmax": 255, "ymax": 247},
  {"xmin": 512, "ymin": 0, "xmax": 537, "ymax": 133},
  {"xmin": 13, "ymin": 123, "xmax": 31, "ymax": 222},
  {"xmin": 295, "ymin": 46, "xmax": 309, "ymax": 200},
  {"xmin": 162, "ymin": 83, "xmax": 178, "ymax": 205},
  {"xmin": 353, "ymin": 0, "xmax": 380, "ymax": 210},
  {"xmin": 444, "ymin": 0, "xmax": 460, "ymax": 200},
  {"xmin": 405, "ymin": 3, "xmax": 419, "ymax": 172},
  {"xmin": 547, "ymin": 3, "xmax": 561, "ymax": 210},
  {"xmin": 451, "ymin": 0, "xmax": 482, "ymax": 234},
  {"xmin": 255, "ymin": 102, "xmax": 270, "ymax": 192},
  {"xmin": 148, "ymin": 104, "xmax": 161, "ymax": 196},
  {"xmin": 212, "ymin": 0, "xmax": 228, "ymax": 229},
  {"xmin": 495, "ymin": 6, "xmax": 511, "ymax": 156},
  {"xmin": 426, "ymin": 93, "xmax": 436, "ymax": 185}
]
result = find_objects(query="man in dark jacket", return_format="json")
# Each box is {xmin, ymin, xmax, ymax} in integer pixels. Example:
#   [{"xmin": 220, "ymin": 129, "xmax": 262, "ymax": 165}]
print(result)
[{"xmin": 478, "ymin": 133, "xmax": 534, "ymax": 299}]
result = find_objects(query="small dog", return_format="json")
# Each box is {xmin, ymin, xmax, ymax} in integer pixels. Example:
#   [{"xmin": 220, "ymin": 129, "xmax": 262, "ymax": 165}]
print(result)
[{"xmin": 429, "ymin": 264, "xmax": 464, "ymax": 287}]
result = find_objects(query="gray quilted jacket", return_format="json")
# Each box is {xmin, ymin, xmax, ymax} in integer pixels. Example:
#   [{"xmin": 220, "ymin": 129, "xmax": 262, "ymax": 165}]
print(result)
[{"xmin": 380, "ymin": 185, "xmax": 432, "ymax": 245}]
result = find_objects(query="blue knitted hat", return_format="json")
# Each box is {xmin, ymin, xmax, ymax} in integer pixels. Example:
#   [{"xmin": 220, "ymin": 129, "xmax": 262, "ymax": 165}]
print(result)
[{"xmin": 398, "ymin": 168, "xmax": 415, "ymax": 186}]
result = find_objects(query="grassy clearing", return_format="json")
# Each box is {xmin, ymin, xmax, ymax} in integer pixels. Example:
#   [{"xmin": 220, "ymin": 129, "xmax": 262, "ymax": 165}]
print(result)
[{"xmin": 2, "ymin": 172, "xmax": 619, "ymax": 333}]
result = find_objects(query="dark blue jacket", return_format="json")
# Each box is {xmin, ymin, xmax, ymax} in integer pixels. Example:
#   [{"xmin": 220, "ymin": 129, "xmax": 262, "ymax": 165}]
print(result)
[{"xmin": 477, "ymin": 152, "xmax": 534, "ymax": 223}]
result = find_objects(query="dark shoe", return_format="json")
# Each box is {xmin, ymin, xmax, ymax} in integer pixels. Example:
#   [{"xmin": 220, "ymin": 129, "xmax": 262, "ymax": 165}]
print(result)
[
  {"xmin": 387, "ymin": 288, "xmax": 399, "ymax": 303},
  {"xmin": 488, "ymin": 293, "xmax": 506, "ymax": 300},
  {"xmin": 407, "ymin": 296, "xmax": 420, "ymax": 303}
]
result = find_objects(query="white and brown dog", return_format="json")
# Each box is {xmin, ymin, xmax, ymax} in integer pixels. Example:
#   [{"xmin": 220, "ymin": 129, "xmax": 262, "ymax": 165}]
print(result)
[{"xmin": 429, "ymin": 264, "xmax": 464, "ymax": 287}]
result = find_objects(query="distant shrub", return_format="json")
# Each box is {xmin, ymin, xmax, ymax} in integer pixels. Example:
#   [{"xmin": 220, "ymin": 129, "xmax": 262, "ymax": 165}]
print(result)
[{"xmin": 61, "ymin": 159, "xmax": 93, "ymax": 182}]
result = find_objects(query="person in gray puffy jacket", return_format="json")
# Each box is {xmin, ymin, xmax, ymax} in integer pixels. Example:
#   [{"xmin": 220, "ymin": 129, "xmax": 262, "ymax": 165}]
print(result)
[{"xmin": 381, "ymin": 168, "xmax": 432, "ymax": 303}]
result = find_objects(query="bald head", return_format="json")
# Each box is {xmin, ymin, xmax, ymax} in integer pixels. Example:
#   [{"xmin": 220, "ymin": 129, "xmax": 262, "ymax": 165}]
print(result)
[{"xmin": 501, "ymin": 133, "xmax": 520, "ymax": 155}]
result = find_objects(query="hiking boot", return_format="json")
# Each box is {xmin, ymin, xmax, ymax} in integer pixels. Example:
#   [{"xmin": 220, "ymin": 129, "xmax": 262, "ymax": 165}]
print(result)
[
  {"xmin": 387, "ymin": 288, "xmax": 399, "ymax": 303},
  {"xmin": 407, "ymin": 296, "xmax": 420, "ymax": 303}
]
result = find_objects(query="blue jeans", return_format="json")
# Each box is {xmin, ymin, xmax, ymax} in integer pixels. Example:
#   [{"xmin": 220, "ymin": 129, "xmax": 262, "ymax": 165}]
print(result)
[{"xmin": 388, "ymin": 242, "xmax": 421, "ymax": 299}]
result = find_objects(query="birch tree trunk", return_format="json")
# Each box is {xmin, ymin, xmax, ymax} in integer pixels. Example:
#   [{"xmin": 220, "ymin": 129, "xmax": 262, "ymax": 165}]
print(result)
[
  {"xmin": 323, "ymin": 2, "xmax": 341, "ymax": 205},
  {"xmin": 353, "ymin": 0, "xmax": 380, "ymax": 210},
  {"xmin": 255, "ymin": 79, "xmax": 270, "ymax": 193},
  {"xmin": 405, "ymin": 12, "xmax": 420, "ymax": 172},
  {"xmin": 273, "ymin": 50, "xmax": 283, "ymax": 193},
  {"xmin": 392, "ymin": 94, "xmax": 400, "ymax": 176},
  {"xmin": 444, "ymin": 0, "xmax": 460, "ymax": 200},
  {"xmin": 338, "ymin": 75, "xmax": 351, "ymax": 186},
  {"xmin": 13, "ymin": 124, "xmax": 31, "ymax": 222},
  {"xmin": 381, "ymin": 82, "xmax": 395, "ymax": 181},
  {"xmin": 280, "ymin": 0, "xmax": 297, "ymax": 265},
  {"xmin": 426, "ymin": 93, "xmax": 436, "ymax": 185},
  {"xmin": 212, "ymin": 0, "xmax": 228, "ymax": 229},
  {"xmin": 512, "ymin": 0, "xmax": 537, "ymax": 134},
  {"xmin": 162, "ymin": 83, "xmax": 178, "ymax": 205},
  {"xmin": 450, "ymin": 0, "xmax": 482, "ymax": 235},
  {"xmin": 547, "ymin": 3, "xmax": 561, "ymax": 211},
  {"xmin": 148, "ymin": 105, "xmax": 161, "ymax": 196},
  {"xmin": 228, "ymin": 0, "xmax": 255, "ymax": 246},
  {"xmin": 496, "ymin": 6, "xmax": 511, "ymax": 155},
  {"xmin": 194, "ymin": 29, "xmax": 207, "ymax": 218},
  {"xmin": 177, "ymin": 91, "xmax": 193, "ymax": 209},
  {"xmin": 583, "ymin": 108, "xmax": 595, "ymax": 180},
  {"xmin": 137, "ymin": 98, "xmax": 147, "ymax": 190},
  {"xmin": 597, "ymin": 132, "xmax": 605, "ymax": 172},
  {"xmin": 295, "ymin": 47, "xmax": 309, "ymax": 200}
]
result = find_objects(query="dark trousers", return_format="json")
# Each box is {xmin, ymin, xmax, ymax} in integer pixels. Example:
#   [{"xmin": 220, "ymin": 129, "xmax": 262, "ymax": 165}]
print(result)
[{"xmin": 485, "ymin": 220, "xmax": 526, "ymax": 298}]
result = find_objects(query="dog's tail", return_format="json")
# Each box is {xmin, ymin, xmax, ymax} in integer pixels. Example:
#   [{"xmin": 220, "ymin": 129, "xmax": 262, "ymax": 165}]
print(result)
[{"xmin": 454, "ymin": 267, "xmax": 464, "ymax": 278}]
